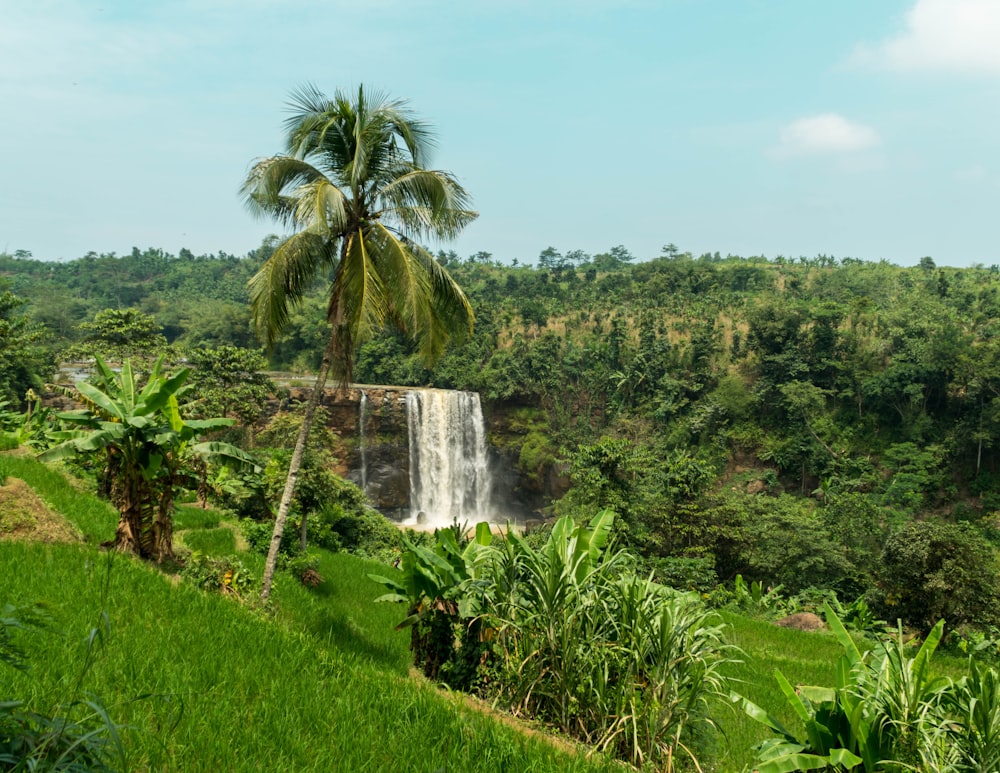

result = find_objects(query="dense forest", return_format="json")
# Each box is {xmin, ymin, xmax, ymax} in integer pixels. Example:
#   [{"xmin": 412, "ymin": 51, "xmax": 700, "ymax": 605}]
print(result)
[{"xmin": 4, "ymin": 242, "xmax": 1000, "ymax": 635}]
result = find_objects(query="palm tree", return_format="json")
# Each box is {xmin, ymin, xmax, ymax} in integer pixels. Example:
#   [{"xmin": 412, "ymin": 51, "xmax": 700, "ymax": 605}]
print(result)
[{"xmin": 242, "ymin": 85, "xmax": 476, "ymax": 598}]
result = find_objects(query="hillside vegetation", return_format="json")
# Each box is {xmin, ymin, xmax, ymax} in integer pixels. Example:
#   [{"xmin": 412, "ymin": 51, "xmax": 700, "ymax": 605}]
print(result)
[
  {"xmin": 4, "ymin": 245, "xmax": 1000, "ymax": 634},
  {"xmin": 7, "ymin": 239, "xmax": 1000, "ymax": 769},
  {"xmin": 0, "ymin": 454, "xmax": 620, "ymax": 772}
]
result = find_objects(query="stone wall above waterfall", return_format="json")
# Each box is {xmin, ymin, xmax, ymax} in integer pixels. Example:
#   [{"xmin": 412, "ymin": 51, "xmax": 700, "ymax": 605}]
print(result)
[
  {"xmin": 276, "ymin": 384, "xmax": 558, "ymax": 523},
  {"xmin": 282, "ymin": 384, "xmax": 411, "ymax": 517}
]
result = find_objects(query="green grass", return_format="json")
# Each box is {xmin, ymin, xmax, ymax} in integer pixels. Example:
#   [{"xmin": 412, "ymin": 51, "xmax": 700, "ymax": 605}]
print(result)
[
  {"xmin": 713, "ymin": 612, "xmax": 843, "ymax": 770},
  {"xmin": 1, "ymin": 456, "xmax": 616, "ymax": 772},
  {"xmin": 0, "ymin": 454, "xmax": 116, "ymax": 543},
  {"xmin": 179, "ymin": 525, "xmax": 236, "ymax": 555},
  {"xmin": 172, "ymin": 504, "xmax": 223, "ymax": 530},
  {"xmin": 9, "ymin": 452, "xmax": 973, "ymax": 772}
]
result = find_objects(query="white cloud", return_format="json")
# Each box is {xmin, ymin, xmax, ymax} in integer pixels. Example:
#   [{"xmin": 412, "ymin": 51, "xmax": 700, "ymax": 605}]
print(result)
[
  {"xmin": 777, "ymin": 114, "xmax": 881, "ymax": 156},
  {"xmin": 954, "ymin": 165, "xmax": 990, "ymax": 182},
  {"xmin": 855, "ymin": 0, "xmax": 1000, "ymax": 74}
]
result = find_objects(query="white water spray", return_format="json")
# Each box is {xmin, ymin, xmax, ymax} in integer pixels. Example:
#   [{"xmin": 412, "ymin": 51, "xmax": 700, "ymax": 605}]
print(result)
[
  {"xmin": 358, "ymin": 390, "xmax": 369, "ymax": 493},
  {"xmin": 405, "ymin": 389, "xmax": 494, "ymax": 529}
]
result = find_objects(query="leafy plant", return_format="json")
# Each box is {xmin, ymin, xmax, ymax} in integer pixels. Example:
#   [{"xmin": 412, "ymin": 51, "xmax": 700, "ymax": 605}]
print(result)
[
  {"xmin": 369, "ymin": 522, "xmax": 494, "ymax": 682},
  {"xmin": 483, "ymin": 511, "xmax": 735, "ymax": 771},
  {"xmin": 920, "ymin": 658, "xmax": 1000, "ymax": 772},
  {"xmin": 182, "ymin": 554, "xmax": 255, "ymax": 599},
  {"xmin": 711, "ymin": 574, "xmax": 787, "ymax": 618},
  {"xmin": 285, "ymin": 554, "xmax": 324, "ymax": 588},
  {"xmin": 736, "ymin": 604, "xmax": 949, "ymax": 772},
  {"xmin": 38, "ymin": 355, "xmax": 257, "ymax": 561},
  {"xmin": 871, "ymin": 520, "xmax": 1000, "ymax": 633}
]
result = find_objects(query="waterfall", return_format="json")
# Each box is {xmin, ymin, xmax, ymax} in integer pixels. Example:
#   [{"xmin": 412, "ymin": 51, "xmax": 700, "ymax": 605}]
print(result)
[
  {"xmin": 405, "ymin": 389, "xmax": 494, "ymax": 529},
  {"xmin": 358, "ymin": 390, "xmax": 369, "ymax": 493}
]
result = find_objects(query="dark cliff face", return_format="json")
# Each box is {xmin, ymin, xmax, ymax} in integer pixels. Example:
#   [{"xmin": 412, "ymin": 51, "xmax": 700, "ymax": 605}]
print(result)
[
  {"xmin": 280, "ymin": 386, "xmax": 412, "ymax": 517},
  {"xmin": 280, "ymin": 386, "xmax": 561, "ymax": 522}
]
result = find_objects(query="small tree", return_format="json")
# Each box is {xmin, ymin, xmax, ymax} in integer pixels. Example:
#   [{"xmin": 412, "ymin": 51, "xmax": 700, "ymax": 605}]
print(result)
[
  {"xmin": 871, "ymin": 520, "xmax": 1000, "ymax": 633},
  {"xmin": 0, "ymin": 283, "xmax": 48, "ymax": 406},
  {"xmin": 185, "ymin": 345, "xmax": 274, "ymax": 432},
  {"xmin": 39, "ymin": 356, "xmax": 257, "ymax": 561},
  {"xmin": 68, "ymin": 308, "xmax": 170, "ymax": 365}
]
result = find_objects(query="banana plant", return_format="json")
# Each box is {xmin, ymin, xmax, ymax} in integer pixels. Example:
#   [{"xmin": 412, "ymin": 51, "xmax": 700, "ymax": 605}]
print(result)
[
  {"xmin": 734, "ymin": 603, "xmax": 948, "ymax": 772},
  {"xmin": 369, "ymin": 522, "xmax": 495, "ymax": 678},
  {"xmin": 38, "ymin": 355, "xmax": 258, "ymax": 561}
]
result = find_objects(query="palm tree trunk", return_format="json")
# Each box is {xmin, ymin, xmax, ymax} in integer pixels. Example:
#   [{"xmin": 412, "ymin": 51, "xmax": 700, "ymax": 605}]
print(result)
[{"xmin": 260, "ymin": 330, "xmax": 339, "ymax": 599}]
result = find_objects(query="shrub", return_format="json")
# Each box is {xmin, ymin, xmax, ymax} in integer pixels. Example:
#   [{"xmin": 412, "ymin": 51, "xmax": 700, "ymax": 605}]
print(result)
[
  {"xmin": 239, "ymin": 517, "xmax": 299, "ymax": 558},
  {"xmin": 709, "ymin": 574, "xmax": 787, "ymax": 618},
  {"xmin": 708, "ymin": 492, "xmax": 853, "ymax": 595},
  {"xmin": 373, "ymin": 511, "xmax": 738, "ymax": 771},
  {"xmin": 285, "ymin": 554, "xmax": 324, "ymax": 588},
  {"xmin": 485, "ymin": 515, "xmax": 735, "ymax": 771},
  {"xmin": 313, "ymin": 506, "xmax": 401, "ymax": 560},
  {"xmin": 182, "ymin": 554, "xmax": 255, "ymax": 599},
  {"xmin": 738, "ymin": 606, "xmax": 951, "ymax": 772},
  {"xmin": 870, "ymin": 520, "xmax": 1000, "ymax": 633},
  {"xmin": 643, "ymin": 554, "xmax": 718, "ymax": 593}
]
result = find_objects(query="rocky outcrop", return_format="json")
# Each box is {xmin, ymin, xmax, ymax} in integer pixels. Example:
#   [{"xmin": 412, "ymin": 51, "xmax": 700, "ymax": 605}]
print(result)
[{"xmin": 280, "ymin": 385, "xmax": 555, "ymax": 523}]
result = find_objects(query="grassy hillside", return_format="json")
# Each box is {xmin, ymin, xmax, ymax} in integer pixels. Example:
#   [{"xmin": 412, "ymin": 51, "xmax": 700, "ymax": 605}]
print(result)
[
  {"xmin": 3, "ymin": 452, "xmax": 971, "ymax": 771},
  {"xmin": 0, "ymin": 454, "xmax": 617, "ymax": 772}
]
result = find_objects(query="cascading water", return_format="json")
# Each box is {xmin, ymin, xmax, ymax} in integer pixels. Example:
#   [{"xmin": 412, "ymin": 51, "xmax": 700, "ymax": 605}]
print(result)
[
  {"xmin": 358, "ymin": 390, "xmax": 369, "ymax": 493},
  {"xmin": 405, "ymin": 389, "xmax": 494, "ymax": 529}
]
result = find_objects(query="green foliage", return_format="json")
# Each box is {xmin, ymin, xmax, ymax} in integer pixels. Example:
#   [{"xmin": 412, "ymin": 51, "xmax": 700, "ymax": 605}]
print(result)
[
  {"xmin": 642, "ymin": 554, "xmax": 718, "ymax": 593},
  {"xmin": 871, "ymin": 520, "xmax": 1000, "ymax": 633},
  {"xmin": 181, "ymin": 554, "xmax": 255, "ymax": 598},
  {"xmin": 375, "ymin": 512, "xmax": 737, "ymax": 770},
  {"xmin": 313, "ymin": 506, "xmax": 402, "ymax": 560},
  {"xmin": 180, "ymin": 526, "xmax": 236, "ymax": 556},
  {"xmin": 711, "ymin": 574, "xmax": 788, "ymax": 618},
  {"xmin": 0, "ymin": 284, "xmax": 49, "ymax": 406},
  {"xmin": 737, "ymin": 605, "xmax": 950, "ymax": 772},
  {"xmin": 255, "ymin": 407, "xmax": 345, "ymax": 514},
  {"xmin": 239, "ymin": 517, "xmax": 298, "ymax": 557},
  {"xmin": 0, "ymin": 604, "xmax": 125, "ymax": 772},
  {"xmin": 517, "ymin": 430, "xmax": 556, "ymax": 488},
  {"xmin": 921, "ymin": 658, "xmax": 1000, "ymax": 771},
  {"xmin": 821, "ymin": 492, "xmax": 888, "ymax": 598},
  {"xmin": 66, "ymin": 307, "xmax": 170, "ymax": 365},
  {"xmin": 284, "ymin": 554, "xmax": 324, "ymax": 588},
  {"xmin": 38, "ymin": 356, "xmax": 257, "ymax": 560},
  {"xmin": 486, "ymin": 512, "xmax": 734, "ymax": 770},
  {"xmin": 185, "ymin": 345, "xmax": 274, "ymax": 429},
  {"xmin": 880, "ymin": 442, "xmax": 948, "ymax": 513},
  {"xmin": 707, "ymin": 492, "xmax": 854, "ymax": 594},
  {"xmin": 369, "ymin": 522, "xmax": 494, "ymax": 684}
]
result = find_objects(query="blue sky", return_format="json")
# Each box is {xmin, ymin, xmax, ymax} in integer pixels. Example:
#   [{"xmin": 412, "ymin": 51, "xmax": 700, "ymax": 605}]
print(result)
[{"xmin": 2, "ymin": 0, "xmax": 1000, "ymax": 267}]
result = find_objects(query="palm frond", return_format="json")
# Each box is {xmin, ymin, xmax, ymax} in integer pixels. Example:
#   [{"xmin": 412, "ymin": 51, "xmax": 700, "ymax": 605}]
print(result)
[
  {"xmin": 370, "ymin": 225, "xmax": 473, "ymax": 365},
  {"xmin": 378, "ymin": 169, "xmax": 477, "ymax": 240},
  {"xmin": 248, "ymin": 232, "xmax": 336, "ymax": 348},
  {"xmin": 240, "ymin": 156, "xmax": 331, "ymax": 225},
  {"xmin": 285, "ymin": 84, "xmax": 435, "ymax": 195},
  {"xmin": 365, "ymin": 223, "xmax": 433, "ymax": 337},
  {"xmin": 329, "ymin": 228, "xmax": 388, "ymax": 346},
  {"xmin": 293, "ymin": 178, "xmax": 350, "ymax": 236}
]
